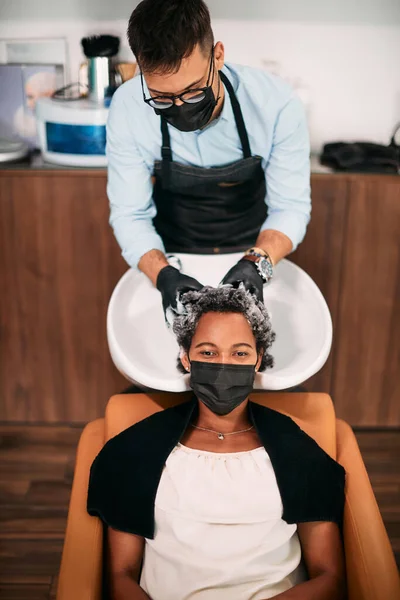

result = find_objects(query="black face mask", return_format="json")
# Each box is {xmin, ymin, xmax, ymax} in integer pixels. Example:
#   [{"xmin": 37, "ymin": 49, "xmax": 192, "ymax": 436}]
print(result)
[
  {"xmin": 189, "ymin": 361, "xmax": 256, "ymax": 416},
  {"xmin": 155, "ymin": 84, "xmax": 218, "ymax": 132}
]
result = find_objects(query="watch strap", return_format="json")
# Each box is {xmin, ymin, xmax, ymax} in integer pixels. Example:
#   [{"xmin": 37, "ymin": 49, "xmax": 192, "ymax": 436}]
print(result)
[{"xmin": 245, "ymin": 247, "xmax": 274, "ymax": 267}]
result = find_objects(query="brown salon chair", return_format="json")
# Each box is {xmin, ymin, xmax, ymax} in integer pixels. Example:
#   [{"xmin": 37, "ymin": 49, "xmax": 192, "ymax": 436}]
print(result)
[{"xmin": 56, "ymin": 392, "xmax": 400, "ymax": 600}]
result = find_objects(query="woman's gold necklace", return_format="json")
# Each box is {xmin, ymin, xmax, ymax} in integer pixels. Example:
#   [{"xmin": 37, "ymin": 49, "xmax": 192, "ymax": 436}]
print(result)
[{"xmin": 190, "ymin": 423, "xmax": 254, "ymax": 441}]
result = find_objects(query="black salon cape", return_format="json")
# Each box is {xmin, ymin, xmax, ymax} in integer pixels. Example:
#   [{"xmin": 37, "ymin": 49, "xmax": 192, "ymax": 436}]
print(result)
[{"xmin": 87, "ymin": 398, "xmax": 345, "ymax": 539}]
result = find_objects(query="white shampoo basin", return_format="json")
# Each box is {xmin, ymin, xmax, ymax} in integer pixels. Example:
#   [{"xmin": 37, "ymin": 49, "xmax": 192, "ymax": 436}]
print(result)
[{"xmin": 107, "ymin": 253, "xmax": 332, "ymax": 391}]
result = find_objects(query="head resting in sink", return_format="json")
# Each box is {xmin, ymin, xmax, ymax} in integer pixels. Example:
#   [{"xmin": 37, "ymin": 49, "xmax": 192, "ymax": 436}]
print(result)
[{"xmin": 172, "ymin": 285, "xmax": 275, "ymax": 374}]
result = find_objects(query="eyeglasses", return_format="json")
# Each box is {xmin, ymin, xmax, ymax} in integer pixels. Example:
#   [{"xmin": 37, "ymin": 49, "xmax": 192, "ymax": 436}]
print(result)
[{"xmin": 141, "ymin": 49, "xmax": 215, "ymax": 110}]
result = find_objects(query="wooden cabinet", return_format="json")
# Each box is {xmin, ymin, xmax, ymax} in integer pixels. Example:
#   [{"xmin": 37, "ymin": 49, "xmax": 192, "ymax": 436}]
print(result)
[
  {"xmin": 291, "ymin": 174, "xmax": 400, "ymax": 426},
  {"xmin": 0, "ymin": 171, "xmax": 127, "ymax": 422},
  {"xmin": 0, "ymin": 169, "xmax": 399, "ymax": 425},
  {"xmin": 331, "ymin": 177, "xmax": 400, "ymax": 426},
  {"xmin": 290, "ymin": 175, "xmax": 349, "ymax": 394}
]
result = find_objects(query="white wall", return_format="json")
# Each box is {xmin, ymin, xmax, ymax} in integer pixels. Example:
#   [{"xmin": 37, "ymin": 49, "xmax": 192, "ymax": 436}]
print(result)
[
  {"xmin": 1, "ymin": 0, "xmax": 400, "ymax": 25},
  {"xmin": 216, "ymin": 20, "xmax": 400, "ymax": 152},
  {"xmin": 0, "ymin": 17, "xmax": 399, "ymax": 152}
]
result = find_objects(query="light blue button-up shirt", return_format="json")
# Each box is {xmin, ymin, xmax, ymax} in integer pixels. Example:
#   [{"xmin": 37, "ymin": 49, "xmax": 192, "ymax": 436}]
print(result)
[{"xmin": 107, "ymin": 63, "xmax": 311, "ymax": 268}]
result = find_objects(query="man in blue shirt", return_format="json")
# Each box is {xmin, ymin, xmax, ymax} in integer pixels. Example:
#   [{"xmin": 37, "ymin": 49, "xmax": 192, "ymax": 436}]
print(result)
[{"xmin": 108, "ymin": 0, "xmax": 311, "ymax": 320}]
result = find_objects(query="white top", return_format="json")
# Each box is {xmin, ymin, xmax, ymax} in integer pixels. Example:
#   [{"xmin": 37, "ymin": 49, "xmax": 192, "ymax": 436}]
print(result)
[{"xmin": 140, "ymin": 443, "xmax": 307, "ymax": 600}]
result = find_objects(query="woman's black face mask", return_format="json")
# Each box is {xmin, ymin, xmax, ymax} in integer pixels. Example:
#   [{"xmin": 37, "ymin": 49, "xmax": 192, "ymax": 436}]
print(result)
[{"xmin": 189, "ymin": 361, "xmax": 257, "ymax": 416}]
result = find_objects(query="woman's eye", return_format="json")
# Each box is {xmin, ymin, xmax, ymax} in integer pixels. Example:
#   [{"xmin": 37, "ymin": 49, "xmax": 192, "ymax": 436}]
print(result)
[
  {"xmin": 235, "ymin": 352, "xmax": 249, "ymax": 357},
  {"xmin": 200, "ymin": 351, "xmax": 216, "ymax": 357}
]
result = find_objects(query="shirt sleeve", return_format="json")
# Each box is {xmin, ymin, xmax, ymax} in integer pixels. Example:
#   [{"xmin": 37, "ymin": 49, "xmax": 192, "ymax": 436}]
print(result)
[
  {"xmin": 106, "ymin": 87, "xmax": 165, "ymax": 269},
  {"xmin": 261, "ymin": 94, "xmax": 311, "ymax": 252}
]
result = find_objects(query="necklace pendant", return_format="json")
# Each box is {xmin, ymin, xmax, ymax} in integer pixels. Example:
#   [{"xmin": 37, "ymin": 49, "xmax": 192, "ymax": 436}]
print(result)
[{"xmin": 218, "ymin": 433, "xmax": 225, "ymax": 440}]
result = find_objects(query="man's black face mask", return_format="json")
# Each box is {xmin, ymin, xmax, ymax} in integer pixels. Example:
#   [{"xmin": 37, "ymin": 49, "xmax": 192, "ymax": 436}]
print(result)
[
  {"xmin": 143, "ymin": 48, "xmax": 221, "ymax": 132},
  {"xmin": 155, "ymin": 84, "xmax": 218, "ymax": 132}
]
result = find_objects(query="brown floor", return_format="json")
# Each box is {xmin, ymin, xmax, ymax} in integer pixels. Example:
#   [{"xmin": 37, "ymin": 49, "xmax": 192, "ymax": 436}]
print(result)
[{"xmin": 0, "ymin": 425, "xmax": 399, "ymax": 599}]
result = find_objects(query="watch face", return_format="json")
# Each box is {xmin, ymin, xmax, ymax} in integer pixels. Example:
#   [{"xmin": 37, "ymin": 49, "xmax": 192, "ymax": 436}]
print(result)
[{"xmin": 258, "ymin": 257, "xmax": 273, "ymax": 281}]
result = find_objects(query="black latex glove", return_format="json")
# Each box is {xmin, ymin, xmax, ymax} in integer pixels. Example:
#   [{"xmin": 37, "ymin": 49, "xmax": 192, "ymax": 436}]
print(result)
[
  {"xmin": 220, "ymin": 258, "xmax": 264, "ymax": 302},
  {"xmin": 156, "ymin": 266, "xmax": 204, "ymax": 324}
]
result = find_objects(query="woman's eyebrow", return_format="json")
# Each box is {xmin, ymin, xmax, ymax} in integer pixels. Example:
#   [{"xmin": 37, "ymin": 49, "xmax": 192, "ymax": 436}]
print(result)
[
  {"xmin": 194, "ymin": 342, "xmax": 254, "ymax": 349},
  {"xmin": 149, "ymin": 76, "xmax": 204, "ymax": 95},
  {"xmin": 232, "ymin": 343, "xmax": 253, "ymax": 349}
]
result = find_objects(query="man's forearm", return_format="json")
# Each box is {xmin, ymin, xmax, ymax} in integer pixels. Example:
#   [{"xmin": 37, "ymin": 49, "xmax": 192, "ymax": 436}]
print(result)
[
  {"xmin": 255, "ymin": 229, "xmax": 293, "ymax": 266},
  {"xmin": 110, "ymin": 573, "xmax": 152, "ymax": 600},
  {"xmin": 137, "ymin": 230, "xmax": 293, "ymax": 286},
  {"xmin": 138, "ymin": 249, "xmax": 169, "ymax": 286},
  {"xmin": 268, "ymin": 573, "xmax": 346, "ymax": 600}
]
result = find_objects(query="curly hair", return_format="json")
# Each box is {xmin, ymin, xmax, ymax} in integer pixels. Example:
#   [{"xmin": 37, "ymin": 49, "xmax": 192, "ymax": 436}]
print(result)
[{"xmin": 172, "ymin": 286, "xmax": 276, "ymax": 373}]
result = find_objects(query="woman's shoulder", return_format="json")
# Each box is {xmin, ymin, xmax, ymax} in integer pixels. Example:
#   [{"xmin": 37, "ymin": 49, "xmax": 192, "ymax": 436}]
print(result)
[
  {"xmin": 86, "ymin": 399, "xmax": 196, "ymax": 537},
  {"xmin": 100, "ymin": 399, "xmax": 196, "ymax": 456},
  {"xmin": 249, "ymin": 401, "xmax": 345, "ymax": 476},
  {"xmin": 249, "ymin": 402, "xmax": 345, "ymax": 526}
]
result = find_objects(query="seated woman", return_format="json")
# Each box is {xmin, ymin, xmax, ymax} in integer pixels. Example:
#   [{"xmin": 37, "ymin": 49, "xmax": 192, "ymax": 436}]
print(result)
[{"xmin": 87, "ymin": 286, "xmax": 346, "ymax": 600}]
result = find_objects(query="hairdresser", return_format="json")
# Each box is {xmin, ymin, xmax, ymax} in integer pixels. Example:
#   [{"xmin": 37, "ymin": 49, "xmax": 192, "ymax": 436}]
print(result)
[{"xmin": 107, "ymin": 0, "xmax": 311, "ymax": 318}]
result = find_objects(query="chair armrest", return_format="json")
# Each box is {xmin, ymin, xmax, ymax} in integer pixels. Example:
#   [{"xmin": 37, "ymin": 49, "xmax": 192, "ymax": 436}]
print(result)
[
  {"xmin": 57, "ymin": 419, "xmax": 105, "ymax": 600},
  {"xmin": 336, "ymin": 419, "xmax": 400, "ymax": 600}
]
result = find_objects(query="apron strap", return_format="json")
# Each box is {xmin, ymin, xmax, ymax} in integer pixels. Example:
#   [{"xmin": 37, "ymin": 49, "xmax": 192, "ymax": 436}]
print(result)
[
  {"xmin": 160, "ymin": 117, "xmax": 172, "ymax": 186},
  {"xmin": 219, "ymin": 71, "xmax": 252, "ymax": 159},
  {"xmin": 160, "ymin": 117, "xmax": 172, "ymax": 161}
]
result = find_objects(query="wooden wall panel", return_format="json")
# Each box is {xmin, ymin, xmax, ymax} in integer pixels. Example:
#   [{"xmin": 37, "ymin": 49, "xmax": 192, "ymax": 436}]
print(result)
[
  {"xmin": 332, "ymin": 176, "xmax": 400, "ymax": 426},
  {"xmin": 0, "ymin": 172, "xmax": 127, "ymax": 422},
  {"xmin": 1, "ymin": 170, "xmax": 399, "ymax": 425},
  {"xmin": 290, "ymin": 175, "xmax": 349, "ymax": 393}
]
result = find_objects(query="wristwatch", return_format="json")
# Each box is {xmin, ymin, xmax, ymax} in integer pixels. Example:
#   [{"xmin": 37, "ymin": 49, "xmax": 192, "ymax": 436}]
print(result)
[{"xmin": 243, "ymin": 247, "xmax": 274, "ymax": 283}]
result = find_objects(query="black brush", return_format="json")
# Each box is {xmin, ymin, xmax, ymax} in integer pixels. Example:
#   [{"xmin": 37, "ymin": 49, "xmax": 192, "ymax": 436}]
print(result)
[{"xmin": 81, "ymin": 35, "xmax": 120, "ymax": 58}]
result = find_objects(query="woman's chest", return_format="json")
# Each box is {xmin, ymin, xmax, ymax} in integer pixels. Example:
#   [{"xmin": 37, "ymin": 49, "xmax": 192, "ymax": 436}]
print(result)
[{"xmin": 155, "ymin": 444, "xmax": 283, "ymax": 523}]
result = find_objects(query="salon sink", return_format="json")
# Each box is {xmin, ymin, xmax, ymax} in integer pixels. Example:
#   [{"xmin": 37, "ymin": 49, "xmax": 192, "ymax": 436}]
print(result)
[{"xmin": 107, "ymin": 253, "xmax": 332, "ymax": 391}]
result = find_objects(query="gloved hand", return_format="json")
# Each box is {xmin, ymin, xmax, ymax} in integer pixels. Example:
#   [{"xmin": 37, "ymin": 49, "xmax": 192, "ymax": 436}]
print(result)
[
  {"xmin": 156, "ymin": 266, "xmax": 204, "ymax": 324},
  {"xmin": 220, "ymin": 258, "xmax": 264, "ymax": 302}
]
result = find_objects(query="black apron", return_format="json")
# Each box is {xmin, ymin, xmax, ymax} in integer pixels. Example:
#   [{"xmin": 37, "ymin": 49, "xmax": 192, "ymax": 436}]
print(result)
[{"xmin": 152, "ymin": 71, "xmax": 267, "ymax": 254}]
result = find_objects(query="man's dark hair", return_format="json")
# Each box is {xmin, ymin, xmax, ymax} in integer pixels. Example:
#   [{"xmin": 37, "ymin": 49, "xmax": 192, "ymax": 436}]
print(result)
[{"xmin": 128, "ymin": 0, "xmax": 214, "ymax": 74}]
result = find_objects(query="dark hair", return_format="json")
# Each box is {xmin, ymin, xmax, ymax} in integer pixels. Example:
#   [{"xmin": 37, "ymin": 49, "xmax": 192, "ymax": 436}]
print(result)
[
  {"xmin": 172, "ymin": 286, "xmax": 276, "ymax": 373},
  {"xmin": 127, "ymin": 0, "xmax": 214, "ymax": 74}
]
